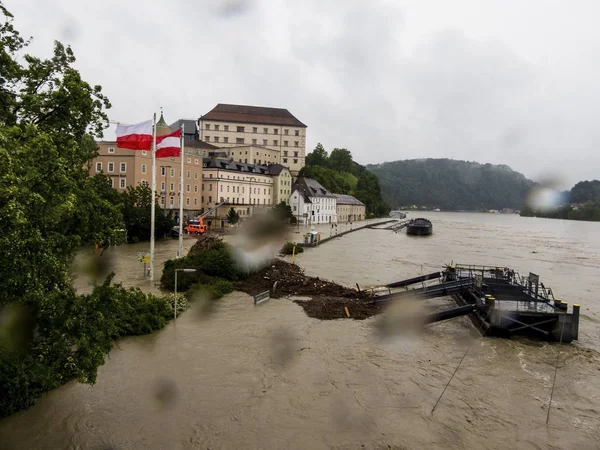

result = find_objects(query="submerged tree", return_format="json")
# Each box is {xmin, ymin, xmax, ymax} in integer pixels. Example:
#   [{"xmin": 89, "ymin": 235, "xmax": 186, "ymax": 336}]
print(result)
[
  {"xmin": 226, "ymin": 207, "xmax": 240, "ymax": 225},
  {"xmin": 271, "ymin": 201, "xmax": 295, "ymax": 223}
]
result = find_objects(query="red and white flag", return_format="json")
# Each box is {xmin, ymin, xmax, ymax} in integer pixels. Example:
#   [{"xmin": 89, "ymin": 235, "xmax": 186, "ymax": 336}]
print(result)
[
  {"xmin": 115, "ymin": 120, "xmax": 153, "ymax": 150},
  {"xmin": 156, "ymin": 129, "xmax": 182, "ymax": 158}
]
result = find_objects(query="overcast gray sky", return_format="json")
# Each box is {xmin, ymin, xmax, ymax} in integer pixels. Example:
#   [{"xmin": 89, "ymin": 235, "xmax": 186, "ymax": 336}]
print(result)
[{"xmin": 7, "ymin": 0, "xmax": 600, "ymax": 187}]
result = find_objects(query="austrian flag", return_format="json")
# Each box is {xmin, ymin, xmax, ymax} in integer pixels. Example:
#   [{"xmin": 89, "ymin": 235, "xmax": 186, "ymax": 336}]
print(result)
[
  {"xmin": 156, "ymin": 129, "xmax": 182, "ymax": 158},
  {"xmin": 115, "ymin": 120, "xmax": 153, "ymax": 150}
]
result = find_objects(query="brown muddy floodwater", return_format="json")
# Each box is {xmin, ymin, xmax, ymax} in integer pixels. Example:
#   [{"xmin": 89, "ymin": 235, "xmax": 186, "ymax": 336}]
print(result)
[{"xmin": 1, "ymin": 213, "xmax": 600, "ymax": 449}]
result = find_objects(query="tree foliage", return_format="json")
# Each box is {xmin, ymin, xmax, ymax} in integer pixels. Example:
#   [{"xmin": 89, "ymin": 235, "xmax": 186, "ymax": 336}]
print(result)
[
  {"xmin": 120, "ymin": 184, "xmax": 173, "ymax": 242},
  {"xmin": 0, "ymin": 275, "xmax": 186, "ymax": 417},
  {"xmin": 0, "ymin": 3, "xmax": 164, "ymax": 417},
  {"xmin": 0, "ymin": 3, "xmax": 118, "ymax": 306},
  {"xmin": 300, "ymin": 143, "xmax": 390, "ymax": 217},
  {"xmin": 226, "ymin": 207, "xmax": 240, "ymax": 225},
  {"xmin": 305, "ymin": 143, "xmax": 328, "ymax": 167},
  {"xmin": 298, "ymin": 165, "xmax": 353, "ymax": 194},
  {"xmin": 520, "ymin": 204, "xmax": 600, "ymax": 221},
  {"xmin": 329, "ymin": 148, "xmax": 353, "ymax": 173},
  {"xmin": 271, "ymin": 201, "xmax": 295, "ymax": 223},
  {"xmin": 367, "ymin": 159, "xmax": 534, "ymax": 210}
]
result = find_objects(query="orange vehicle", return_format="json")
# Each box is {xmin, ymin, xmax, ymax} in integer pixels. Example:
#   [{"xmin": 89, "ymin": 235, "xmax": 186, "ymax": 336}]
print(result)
[{"xmin": 185, "ymin": 217, "xmax": 207, "ymax": 235}]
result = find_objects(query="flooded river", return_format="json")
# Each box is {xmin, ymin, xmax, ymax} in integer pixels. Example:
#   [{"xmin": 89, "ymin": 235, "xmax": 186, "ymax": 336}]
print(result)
[{"xmin": 1, "ymin": 213, "xmax": 600, "ymax": 449}]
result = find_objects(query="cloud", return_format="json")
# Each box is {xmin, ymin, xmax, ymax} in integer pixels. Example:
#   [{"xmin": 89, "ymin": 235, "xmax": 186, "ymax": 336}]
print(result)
[{"xmin": 7, "ymin": 0, "xmax": 600, "ymax": 186}]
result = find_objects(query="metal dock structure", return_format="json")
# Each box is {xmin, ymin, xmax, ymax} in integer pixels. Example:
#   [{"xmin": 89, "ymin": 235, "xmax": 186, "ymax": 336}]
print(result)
[{"xmin": 373, "ymin": 264, "xmax": 580, "ymax": 343}]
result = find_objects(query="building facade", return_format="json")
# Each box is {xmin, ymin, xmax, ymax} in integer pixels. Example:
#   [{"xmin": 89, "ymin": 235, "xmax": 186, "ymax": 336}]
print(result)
[
  {"xmin": 201, "ymin": 157, "xmax": 275, "ymax": 225},
  {"xmin": 198, "ymin": 103, "xmax": 307, "ymax": 175},
  {"xmin": 290, "ymin": 178, "xmax": 337, "ymax": 225},
  {"xmin": 218, "ymin": 145, "xmax": 280, "ymax": 166},
  {"xmin": 333, "ymin": 194, "xmax": 366, "ymax": 222},
  {"xmin": 90, "ymin": 114, "xmax": 206, "ymax": 221},
  {"xmin": 268, "ymin": 164, "xmax": 293, "ymax": 205}
]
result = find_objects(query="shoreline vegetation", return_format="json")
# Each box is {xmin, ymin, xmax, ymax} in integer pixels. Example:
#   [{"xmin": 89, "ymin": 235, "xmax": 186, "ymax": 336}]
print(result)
[{"xmin": 520, "ymin": 204, "xmax": 600, "ymax": 221}]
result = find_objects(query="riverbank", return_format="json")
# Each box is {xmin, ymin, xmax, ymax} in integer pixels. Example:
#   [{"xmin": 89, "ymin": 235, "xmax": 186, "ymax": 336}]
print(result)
[{"xmin": 288, "ymin": 217, "xmax": 395, "ymax": 246}]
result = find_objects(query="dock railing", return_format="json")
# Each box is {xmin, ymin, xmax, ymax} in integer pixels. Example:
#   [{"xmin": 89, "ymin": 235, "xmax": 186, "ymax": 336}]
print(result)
[{"xmin": 453, "ymin": 263, "xmax": 560, "ymax": 308}]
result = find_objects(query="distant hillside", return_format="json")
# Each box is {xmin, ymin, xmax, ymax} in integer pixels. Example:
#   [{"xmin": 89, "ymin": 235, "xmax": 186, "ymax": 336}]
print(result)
[
  {"xmin": 366, "ymin": 159, "xmax": 534, "ymax": 211},
  {"xmin": 569, "ymin": 180, "xmax": 600, "ymax": 204},
  {"xmin": 520, "ymin": 179, "xmax": 600, "ymax": 221}
]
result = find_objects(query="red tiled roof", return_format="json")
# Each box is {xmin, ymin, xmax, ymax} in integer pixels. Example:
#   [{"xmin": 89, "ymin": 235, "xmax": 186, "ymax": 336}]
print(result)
[{"xmin": 200, "ymin": 103, "xmax": 307, "ymax": 128}]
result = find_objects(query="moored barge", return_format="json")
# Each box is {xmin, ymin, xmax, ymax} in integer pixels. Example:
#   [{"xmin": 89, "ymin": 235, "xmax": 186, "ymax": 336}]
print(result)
[{"xmin": 406, "ymin": 218, "xmax": 433, "ymax": 236}]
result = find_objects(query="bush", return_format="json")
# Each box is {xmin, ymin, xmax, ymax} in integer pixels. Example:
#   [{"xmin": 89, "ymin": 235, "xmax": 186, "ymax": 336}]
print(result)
[
  {"xmin": 188, "ymin": 235, "xmax": 226, "ymax": 255},
  {"xmin": 186, "ymin": 278, "xmax": 233, "ymax": 301},
  {"xmin": 161, "ymin": 241, "xmax": 245, "ymax": 291},
  {"xmin": 211, "ymin": 279, "xmax": 234, "ymax": 297},
  {"xmin": 280, "ymin": 242, "xmax": 303, "ymax": 255}
]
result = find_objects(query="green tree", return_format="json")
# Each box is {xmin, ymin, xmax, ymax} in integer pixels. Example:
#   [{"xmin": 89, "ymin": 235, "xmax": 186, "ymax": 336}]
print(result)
[
  {"xmin": 305, "ymin": 142, "xmax": 328, "ymax": 167},
  {"xmin": 119, "ymin": 184, "xmax": 173, "ymax": 241},
  {"xmin": 329, "ymin": 148, "xmax": 353, "ymax": 173},
  {"xmin": 0, "ymin": 2, "xmax": 131, "ymax": 416},
  {"xmin": 298, "ymin": 165, "xmax": 352, "ymax": 194},
  {"xmin": 271, "ymin": 201, "xmax": 294, "ymax": 223},
  {"xmin": 226, "ymin": 207, "xmax": 240, "ymax": 224}
]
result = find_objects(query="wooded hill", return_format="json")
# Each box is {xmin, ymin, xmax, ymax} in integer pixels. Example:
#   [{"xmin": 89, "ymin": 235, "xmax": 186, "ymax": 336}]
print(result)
[
  {"xmin": 366, "ymin": 158, "xmax": 534, "ymax": 211},
  {"xmin": 298, "ymin": 144, "xmax": 390, "ymax": 217}
]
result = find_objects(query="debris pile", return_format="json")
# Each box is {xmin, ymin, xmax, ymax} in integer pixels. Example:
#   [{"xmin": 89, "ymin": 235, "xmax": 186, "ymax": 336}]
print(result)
[{"xmin": 233, "ymin": 260, "xmax": 382, "ymax": 320}]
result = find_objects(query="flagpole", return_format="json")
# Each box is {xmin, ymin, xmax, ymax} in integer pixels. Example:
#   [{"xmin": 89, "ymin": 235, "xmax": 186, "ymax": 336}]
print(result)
[
  {"xmin": 150, "ymin": 113, "xmax": 157, "ymax": 281},
  {"xmin": 178, "ymin": 123, "xmax": 185, "ymax": 258}
]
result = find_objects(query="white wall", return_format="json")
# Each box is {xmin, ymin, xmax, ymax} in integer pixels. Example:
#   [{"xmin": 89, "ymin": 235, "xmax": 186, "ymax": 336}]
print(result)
[{"xmin": 290, "ymin": 190, "xmax": 337, "ymax": 225}]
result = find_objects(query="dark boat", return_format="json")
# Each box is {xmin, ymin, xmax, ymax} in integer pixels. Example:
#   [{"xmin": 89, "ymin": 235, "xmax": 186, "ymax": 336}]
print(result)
[{"xmin": 406, "ymin": 218, "xmax": 432, "ymax": 236}]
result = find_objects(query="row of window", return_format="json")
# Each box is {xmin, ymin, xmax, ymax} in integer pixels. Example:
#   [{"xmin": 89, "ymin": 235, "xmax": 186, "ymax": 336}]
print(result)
[
  {"xmin": 205, "ymin": 124, "xmax": 301, "ymax": 136},
  {"xmin": 160, "ymin": 182, "xmax": 201, "ymax": 193},
  {"xmin": 105, "ymin": 148, "xmax": 201, "ymax": 165},
  {"xmin": 202, "ymin": 196, "xmax": 273, "ymax": 206},
  {"xmin": 282, "ymin": 158, "xmax": 299, "ymax": 165},
  {"xmin": 98, "ymin": 161, "xmax": 202, "ymax": 177},
  {"xmin": 282, "ymin": 151, "xmax": 300, "ymax": 157},
  {"xmin": 202, "ymin": 173, "xmax": 272, "ymax": 183},
  {"xmin": 204, "ymin": 136, "xmax": 300, "ymax": 147},
  {"xmin": 160, "ymin": 196, "xmax": 199, "ymax": 207},
  {"xmin": 97, "ymin": 162, "xmax": 128, "ymax": 173},
  {"xmin": 201, "ymin": 183, "xmax": 272, "ymax": 195}
]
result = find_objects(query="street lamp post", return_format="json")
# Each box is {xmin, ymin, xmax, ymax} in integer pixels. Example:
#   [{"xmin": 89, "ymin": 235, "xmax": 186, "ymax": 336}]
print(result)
[
  {"xmin": 174, "ymin": 268, "xmax": 196, "ymax": 319},
  {"xmin": 248, "ymin": 176, "xmax": 256, "ymax": 217}
]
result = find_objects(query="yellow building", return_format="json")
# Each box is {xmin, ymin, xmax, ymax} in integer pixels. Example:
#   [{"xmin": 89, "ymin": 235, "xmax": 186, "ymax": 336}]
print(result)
[
  {"xmin": 201, "ymin": 157, "xmax": 274, "ymax": 227},
  {"xmin": 220, "ymin": 145, "xmax": 280, "ymax": 166},
  {"xmin": 333, "ymin": 194, "xmax": 366, "ymax": 222},
  {"xmin": 268, "ymin": 164, "xmax": 293, "ymax": 205},
  {"xmin": 198, "ymin": 103, "xmax": 307, "ymax": 175}
]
